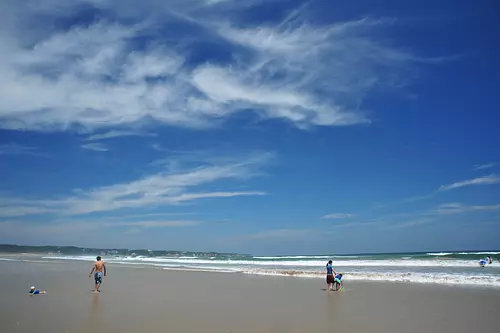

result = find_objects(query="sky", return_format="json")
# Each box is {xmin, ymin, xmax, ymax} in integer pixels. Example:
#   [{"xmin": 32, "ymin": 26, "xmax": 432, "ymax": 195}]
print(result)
[{"xmin": 0, "ymin": 0, "xmax": 499, "ymax": 255}]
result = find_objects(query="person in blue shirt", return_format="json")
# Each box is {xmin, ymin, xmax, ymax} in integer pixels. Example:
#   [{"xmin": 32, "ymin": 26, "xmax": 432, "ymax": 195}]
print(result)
[
  {"xmin": 29, "ymin": 286, "xmax": 47, "ymax": 296},
  {"xmin": 334, "ymin": 273, "xmax": 344, "ymax": 291},
  {"xmin": 326, "ymin": 260, "xmax": 338, "ymax": 291}
]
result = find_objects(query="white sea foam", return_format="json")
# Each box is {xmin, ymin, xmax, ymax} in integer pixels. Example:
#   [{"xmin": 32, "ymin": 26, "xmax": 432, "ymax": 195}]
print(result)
[
  {"xmin": 240, "ymin": 269, "xmax": 500, "ymax": 287},
  {"xmin": 42, "ymin": 256, "xmax": 491, "ymax": 268},
  {"xmin": 457, "ymin": 252, "xmax": 500, "ymax": 255},
  {"xmin": 161, "ymin": 267, "xmax": 239, "ymax": 274},
  {"xmin": 253, "ymin": 255, "xmax": 334, "ymax": 260},
  {"xmin": 43, "ymin": 256, "xmax": 96, "ymax": 262}
]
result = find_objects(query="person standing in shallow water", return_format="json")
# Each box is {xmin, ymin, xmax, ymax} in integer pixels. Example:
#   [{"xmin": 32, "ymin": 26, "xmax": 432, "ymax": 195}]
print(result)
[
  {"xmin": 326, "ymin": 260, "xmax": 337, "ymax": 291},
  {"xmin": 89, "ymin": 256, "xmax": 107, "ymax": 293}
]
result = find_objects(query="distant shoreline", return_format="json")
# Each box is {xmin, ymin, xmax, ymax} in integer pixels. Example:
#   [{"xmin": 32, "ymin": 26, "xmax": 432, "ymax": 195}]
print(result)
[
  {"xmin": 2, "ymin": 243, "xmax": 499, "ymax": 257},
  {"xmin": 0, "ymin": 244, "xmax": 243, "ymax": 257}
]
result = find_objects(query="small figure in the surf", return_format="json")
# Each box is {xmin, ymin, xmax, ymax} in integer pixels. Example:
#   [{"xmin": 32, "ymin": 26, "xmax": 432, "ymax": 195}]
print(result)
[
  {"xmin": 479, "ymin": 256, "xmax": 493, "ymax": 267},
  {"xmin": 29, "ymin": 286, "xmax": 47, "ymax": 296},
  {"xmin": 89, "ymin": 256, "xmax": 107, "ymax": 293}
]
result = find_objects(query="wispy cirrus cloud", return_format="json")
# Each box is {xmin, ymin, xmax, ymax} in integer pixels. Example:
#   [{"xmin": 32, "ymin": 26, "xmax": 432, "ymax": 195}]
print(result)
[
  {"xmin": 330, "ymin": 220, "xmax": 381, "ymax": 228},
  {"xmin": 474, "ymin": 163, "xmax": 497, "ymax": 171},
  {"xmin": 0, "ymin": 0, "xmax": 437, "ymax": 132},
  {"xmin": 402, "ymin": 173, "xmax": 500, "ymax": 204},
  {"xmin": 0, "ymin": 218, "xmax": 202, "ymax": 241},
  {"xmin": 438, "ymin": 174, "xmax": 500, "ymax": 191},
  {"xmin": 386, "ymin": 218, "xmax": 434, "ymax": 229},
  {"xmin": 322, "ymin": 213, "xmax": 354, "ymax": 219},
  {"xmin": 435, "ymin": 202, "xmax": 500, "ymax": 215},
  {"xmin": 0, "ymin": 151, "xmax": 270, "ymax": 217},
  {"xmin": 81, "ymin": 142, "xmax": 109, "ymax": 152},
  {"xmin": 0, "ymin": 143, "xmax": 51, "ymax": 158},
  {"xmin": 369, "ymin": 201, "xmax": 500, "ymax": 229},
  {"xmin": 0, "ymin": 205, "xmax": 57, "ymax": 218},
  {"xmin": 103, "ymin": 212, "xmax": 197, "ymax": 220},
  {"xmin": 86, "ymin": 130, "xmax": 157, "ymax": 141},
  {"xmin": 122, "ymin": 220, "xmax": 201, "ymax": 228}
]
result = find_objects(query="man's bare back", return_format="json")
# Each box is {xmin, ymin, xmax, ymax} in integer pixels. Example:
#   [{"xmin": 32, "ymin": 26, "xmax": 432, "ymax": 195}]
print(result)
[
  {"xmin": 89, "ymin": 256, "xmax": 107, "ymax": 292},
  {"xmin": 94, "ymin": 260, "xmax": 105, "ymax": 272}
]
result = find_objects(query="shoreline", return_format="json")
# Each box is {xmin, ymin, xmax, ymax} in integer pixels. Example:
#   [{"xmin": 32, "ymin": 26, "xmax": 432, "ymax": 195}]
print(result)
[{"xmin": 2, "ymin": 253, "xmax": 500, "ymax": 290}]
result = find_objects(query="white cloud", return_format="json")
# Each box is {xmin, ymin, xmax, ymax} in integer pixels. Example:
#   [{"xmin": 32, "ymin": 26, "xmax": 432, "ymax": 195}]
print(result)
[
  {"xmin": 121, "ymin": 220, "xmax": 201, "ymax": 227},
  {"xmin": 0, "ymin": 205, "xmax": 57, "ymax": 217},
  {"xmin": 438, "ymin": 175, "xmax": 500, "ymax": 191},
  {"xmin": 474, "ymin": 163, "xmax": 496, "ymax": 171},
  {"xmin": 330, "ymin": 220, "xmax": 380, "ymax": 228},
  {"xmin": 81, "ymin": 143, "xmax": 109, "ymax": 152},
  {"xmin": 0, "ymin": 1, "xmax": 433, "ymax": 132},
  {"xmin": 436, "ymin": 202, "xmax": 500, "ymax": 215},
  {"xmin": 387, "ymin": 218, "xmax": 433, "ymax": 229},
  {"xmin": 322, "ymin": 213, "xmax": 354, "ymax": 219},
  {"xmin": 0, "ymin": 143, "xmax": 51, "ymax": 158},
  {"xmin": 165, "ymin": 191, "xmax": 266, "ymax": 203},
  {"xmin": 105, "ymin": 212, "xmax": 197, "ymax": 220},
  {"xmin": 0, "ymin": 219, "xmax": 202, "ymax": 240},
  {"xmin": 86, "ymin": 130, "xmax": 157, "ymax": 141},
  {"xmin": 0, "ymin": 152, "xmax": 269, "ymax": 217},
  {"xmin": 437, "ymin": 202, "xmax": 462, "ymax": 209}
]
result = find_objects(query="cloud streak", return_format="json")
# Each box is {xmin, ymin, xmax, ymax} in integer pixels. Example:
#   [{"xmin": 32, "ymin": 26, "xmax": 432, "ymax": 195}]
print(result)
[
  {"xmin": 386, "ymin": 218, "xmax": 434, "ymax": 229},
  {"xmin": 0, "ymin": 152, "xmax": 269, "ymax": 217},
  {"xmin": 86, "ymin": 130, "xmax": 157, "ymax": 141},
  {"xmin": 112, "ymin": 220, "xmax": 202, "ymax": 228},
  {"xmin": 322, "ymin": 213, "xmax": 354, "ymax": 219},
  {"xmin": 81, "ymin": 143, "xmax": 109, "ymax": 152},
  {"xmin": 438, "ymin": 175, "xmax": 500, "ymax": 191},
  {"xmin": 0, "ymin": 143, "xmax": 51, "ymax": 158},
  {"xmin": 435, "ymin": 202, "xmax": 500, "ymax": 215},
  {"xmin": 474, "ymin": 163, "xmax": 496, "ymax": 171},
  {"xmin": 0, "ymin": 218, "xmax": 202, "ymax": 241}
]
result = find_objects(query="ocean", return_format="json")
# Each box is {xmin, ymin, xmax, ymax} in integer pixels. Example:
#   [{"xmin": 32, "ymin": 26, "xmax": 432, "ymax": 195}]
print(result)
[{"xmin": 3, "ymin": 251, "xmax": 500, "ymax": 287}]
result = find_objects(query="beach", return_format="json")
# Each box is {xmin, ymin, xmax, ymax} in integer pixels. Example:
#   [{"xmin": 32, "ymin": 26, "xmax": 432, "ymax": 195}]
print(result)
[{"xmin": 1, "ymin": 259, "xmax": 500, "ymax": 333}]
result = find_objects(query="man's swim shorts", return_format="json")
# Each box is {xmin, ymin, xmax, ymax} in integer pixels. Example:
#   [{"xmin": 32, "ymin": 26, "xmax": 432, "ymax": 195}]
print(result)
[{"xmin": 94, "ymin": 271, "xmax": 103, "ymax": 284}]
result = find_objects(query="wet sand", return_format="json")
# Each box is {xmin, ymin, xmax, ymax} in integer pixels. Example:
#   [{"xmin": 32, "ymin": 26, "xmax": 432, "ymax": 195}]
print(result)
[{"xmin": 1, "ymin": 259, "xmax": 499, "ymax": 333}]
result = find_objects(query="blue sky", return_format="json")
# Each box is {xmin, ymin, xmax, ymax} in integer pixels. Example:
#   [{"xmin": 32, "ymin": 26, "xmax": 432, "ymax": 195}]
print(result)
[{"xmin": 0, "ymin": 0, "xmax": 499, "ymax": 255}]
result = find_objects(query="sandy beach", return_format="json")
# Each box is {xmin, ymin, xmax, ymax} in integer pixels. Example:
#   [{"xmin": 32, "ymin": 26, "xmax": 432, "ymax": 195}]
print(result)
[{"xmin": 1, "ymin": 259, "xmax": 499, "ymax": 333}]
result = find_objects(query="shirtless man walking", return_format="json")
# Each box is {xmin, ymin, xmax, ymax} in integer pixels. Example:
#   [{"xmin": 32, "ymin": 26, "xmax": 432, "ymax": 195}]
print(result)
[{"xmin": 89, "ymin": 256, "xmax": 107, "ymax": 293}]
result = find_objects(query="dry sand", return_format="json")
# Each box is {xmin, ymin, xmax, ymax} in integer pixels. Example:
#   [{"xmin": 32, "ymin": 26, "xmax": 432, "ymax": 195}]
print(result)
[{"xmin": 1, "ymin": 259, "xmax": 499, "ymax": 333}]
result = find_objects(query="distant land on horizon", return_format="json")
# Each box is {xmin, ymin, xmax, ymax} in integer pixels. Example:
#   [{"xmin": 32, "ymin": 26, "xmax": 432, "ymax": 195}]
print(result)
[
  {"xmin": 1, "ymin": 244, "xmax": 499, "ymax": 258},
  {"xmin": 0, "ymin": 244, "xmax": 243, "ymax": 257}
]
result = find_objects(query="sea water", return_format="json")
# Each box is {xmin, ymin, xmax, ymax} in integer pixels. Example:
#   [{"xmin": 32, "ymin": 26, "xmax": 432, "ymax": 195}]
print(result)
[{"xmin": 5, "ymin": 251, "xmax": 499, "ymax": 287}]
